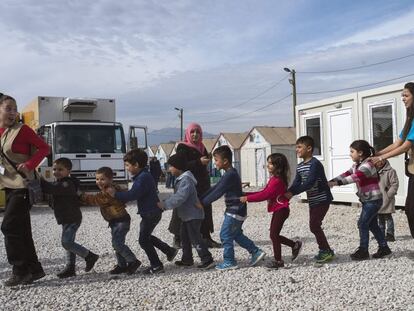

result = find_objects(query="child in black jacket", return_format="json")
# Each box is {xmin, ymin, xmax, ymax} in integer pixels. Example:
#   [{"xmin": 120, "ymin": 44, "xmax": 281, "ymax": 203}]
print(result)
[{"xmin": 41, "ymin": 157, "xmax": 98, "ymax": 278}]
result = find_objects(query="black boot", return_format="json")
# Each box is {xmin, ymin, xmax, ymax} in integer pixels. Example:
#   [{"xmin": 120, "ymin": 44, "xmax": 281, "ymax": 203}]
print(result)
[
  {"xmin": 350, "ymin": 247, "xmax": 369, "ymax": 261},
  {"xmin": 57, "ymin": 265, "xmax": 76, "ymax": 278},
  {"xmin": 372, "ymin": 246, "xmax": 392, "ymax": 259},
  {"xmin": 4, "ymin": 273, "xmax": 33, "ymax": 287},
  {"xmin": 85, "ymin": 251, "xmax": 99, "ymax": 272}
]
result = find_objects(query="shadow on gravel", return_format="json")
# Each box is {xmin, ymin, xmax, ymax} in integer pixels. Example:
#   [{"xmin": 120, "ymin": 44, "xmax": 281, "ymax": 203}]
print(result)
[
  {"xmin": 253, "ymin": 235, "xmax": 343, "ymax": 247},
  {"xmin": 4, "ymin": 249, "xmax": 414, "ymax": 290},
  {"xmin": 396, "ymin": 234, "xmax": 414, "ymax": 241},
  {"xmin": 0, "ymin": 252, "xmax": 115, "ymax": 280},
  {"xmin": 287, "ymin": 248, "xmax": 414, "ymax": 268}
]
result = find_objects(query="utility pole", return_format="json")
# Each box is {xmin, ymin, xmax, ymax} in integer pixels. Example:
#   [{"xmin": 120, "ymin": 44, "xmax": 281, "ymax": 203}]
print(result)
[
  {"xmin": 174, "ymin": 107, "xmax": 183, "ymax": 140},
  {"xmin": 283, "ymin": 67, "xmax": 297, "ymax": 128}
]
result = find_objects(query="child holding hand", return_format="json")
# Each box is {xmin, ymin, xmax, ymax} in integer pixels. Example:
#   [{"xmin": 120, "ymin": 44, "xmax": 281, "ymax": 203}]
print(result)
[
  {"xmin": 240, "ymin": 153, "xmax": 301, "ymax": 269},
  {"xmin": 81, "ymin": 167, "xmax": 141, "ymax": 275},
  {"xmin": 158, "ymin": 154, "xmax": 214, "ymax": 269},
  {"xmin": 329, "ymin": 140, "xmax": 392, "ymax": 260}
]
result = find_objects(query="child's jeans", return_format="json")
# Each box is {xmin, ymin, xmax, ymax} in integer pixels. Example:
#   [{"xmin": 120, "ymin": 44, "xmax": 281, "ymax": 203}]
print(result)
[
  {"xmin": 309, "ymin": 204, "xmax": 331, "ymax": 251},
  {"xmin": 110, "ymin": 219, "xmax": 137, "ymax": 268},
  {"xmin": 61, "ymin": 223, "xmax": 89, "ymax": 266},
  {"xmin": 139, "ymin": 211, "xmax": 175, "ymax": 268},
  {"xmin": 181, "ymin": 219, "xmax": 212, "ymax": 264},
  {"xmin": 358, "ymin": 199, "xmax": 387, "ymax": 249},
  {"xmin": 378, "ymin": 213, "xmax": 395, "ymax": 237},
  {"xmin": 270, "ymin": 208, "xmax": 295, "ymax": 261},
  {"xmin": 220, "ymin": 214, "xmax": 258, "ymax": 264}
]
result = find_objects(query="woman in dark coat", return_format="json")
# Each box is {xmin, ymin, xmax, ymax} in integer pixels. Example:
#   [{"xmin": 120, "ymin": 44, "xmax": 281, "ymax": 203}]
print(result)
[{"xmin": 168, "ymin": 122, "xmax": 221, "ymax": 248}]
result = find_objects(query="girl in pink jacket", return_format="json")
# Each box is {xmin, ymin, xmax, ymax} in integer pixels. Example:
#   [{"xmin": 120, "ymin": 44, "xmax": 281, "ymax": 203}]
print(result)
[{"xmin": 240, "ymin": 153, "xmax": 302, "ymax": 269}]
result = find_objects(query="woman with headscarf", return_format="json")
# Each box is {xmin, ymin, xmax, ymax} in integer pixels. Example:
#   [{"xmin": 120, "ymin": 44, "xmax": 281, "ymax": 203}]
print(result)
[
  {"xmin": 0, "ymin": 95, "xmax": 50, "ymax": 286},
  {"xmin": 168, "ymin": 123, "xmax": 221, "ymax": 248}
]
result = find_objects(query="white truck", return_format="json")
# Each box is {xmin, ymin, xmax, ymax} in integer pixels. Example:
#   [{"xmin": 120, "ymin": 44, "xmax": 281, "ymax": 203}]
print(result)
[{"xmin": 22, "ymin": 96, "xmax": 147, "ymax": 190}]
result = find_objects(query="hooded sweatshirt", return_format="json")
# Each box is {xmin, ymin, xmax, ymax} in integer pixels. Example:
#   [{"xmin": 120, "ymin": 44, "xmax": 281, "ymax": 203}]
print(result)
[
  {"xmin": 163, "ymin": 170, "xmax": 204, "ymax": 222},
  {"xmin": 377, "ymin": 160, "xmax": 399, "ymax": 214}
]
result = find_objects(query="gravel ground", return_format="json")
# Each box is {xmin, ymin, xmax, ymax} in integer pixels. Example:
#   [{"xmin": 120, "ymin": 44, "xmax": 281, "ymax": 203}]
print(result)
[{"xmin": 1, "ymin": 185, "xmax": 414, "ymax": 311}]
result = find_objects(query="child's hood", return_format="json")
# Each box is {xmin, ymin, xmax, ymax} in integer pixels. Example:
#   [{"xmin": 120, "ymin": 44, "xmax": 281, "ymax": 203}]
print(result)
[
  {"xmin": 176, "ymin": 170, "xmax": 197, "ymax": 185},
  {"xmin": 378, "ymin": 160, "xmax": 392, "ymax": 174}
]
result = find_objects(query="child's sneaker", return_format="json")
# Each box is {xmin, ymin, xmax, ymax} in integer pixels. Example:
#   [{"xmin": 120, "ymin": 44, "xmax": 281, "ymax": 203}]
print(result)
[
  {"xmin": 167, "ymin": 248, "xmax": 179, "ymax": 262},
  {"xmin": 315, "ymin": 250, "xmax": 335, "ymax": 263},
  {"xmin": 109, "ymin": 265, "xmax": 127, "ymax": 275},
  {"xmin": 57, "ymin": 265, "xmax": 76, "ymax": 278},
  {"xmin": 175, "ymin": 260, "xmax": 194, "ymax": 267},
  {"xmin": 291, "ymin": 240, "xmax": 303, "ymax": 262},
  {"xmin": 126, "ymin": 259, "xmax": 142, "ymax": 275},
  {"xmin": 350, "ymin": 247, "xmax": 369, "ymax": 261},
  {"xmin": 215, "ymin": 262, "xmax": 238, "ymax": 271},
  {"xmin": 197, "ymin": 259, "xmax": 215, "ymax": 270},
  {"xmin": 266, "ymin": 260, "xmax": 284, "ymax": 269},
  {"xmin": 142, "ymin": 265, "xmax": 165, "ymax": 275},
  {"xmin": 85, "ymin": 251, "xmax": 99, "ymax": 272},
  {"xmin": 250, "ymin": 249, "xmax": 266, "ymax": 266},
  {"xmin": 372, "ymin": 246, "xmax": 392, "ymax": 259}
]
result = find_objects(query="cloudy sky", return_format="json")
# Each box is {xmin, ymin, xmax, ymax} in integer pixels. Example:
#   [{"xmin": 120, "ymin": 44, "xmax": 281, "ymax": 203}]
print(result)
[{"xmin": 2, "ymin": 0, "xmax": 414, "ymax": 136}]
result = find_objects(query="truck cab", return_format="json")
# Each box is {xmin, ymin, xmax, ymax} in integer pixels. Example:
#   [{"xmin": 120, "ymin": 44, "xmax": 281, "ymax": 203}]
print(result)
[{"xmin": 38, "ymin": 121, "xmax": 127, "ymax": 189}]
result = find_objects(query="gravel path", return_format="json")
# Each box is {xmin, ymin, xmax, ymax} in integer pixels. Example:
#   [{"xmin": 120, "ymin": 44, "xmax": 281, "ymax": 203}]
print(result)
[{"xmin": 1, "ymin": 185, "xmax": 414, "ymax": 310}]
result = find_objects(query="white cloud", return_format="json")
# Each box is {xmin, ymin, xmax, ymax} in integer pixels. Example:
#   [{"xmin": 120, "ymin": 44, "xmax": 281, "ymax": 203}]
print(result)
[
  {"xmin": 2, "ymin": 1, "xmax": 414, "ymax": 137},
  {"xmin": 329, "ymin": 9, "xmax": 414, "ymax": 47}
]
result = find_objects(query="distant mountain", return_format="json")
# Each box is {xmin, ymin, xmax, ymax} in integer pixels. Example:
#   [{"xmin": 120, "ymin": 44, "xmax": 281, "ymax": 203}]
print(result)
[{"xmin": 148, "ymin": 128, "xmax": 217, "ymax": 146}]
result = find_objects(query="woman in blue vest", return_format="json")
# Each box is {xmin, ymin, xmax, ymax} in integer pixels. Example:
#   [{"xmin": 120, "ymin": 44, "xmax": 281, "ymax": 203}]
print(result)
[{"xmin": 371, "ymin": 82, "xmax": 414, "ymax": 238}]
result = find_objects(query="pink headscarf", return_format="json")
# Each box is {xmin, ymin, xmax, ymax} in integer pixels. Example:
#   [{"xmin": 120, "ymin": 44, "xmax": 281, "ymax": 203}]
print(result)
[{"xmin": 181, "ymin": 122, "xmax": 206, "ymax": 154}]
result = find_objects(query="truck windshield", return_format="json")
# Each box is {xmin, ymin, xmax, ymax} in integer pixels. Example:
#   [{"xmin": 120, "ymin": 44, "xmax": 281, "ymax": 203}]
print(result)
[{"xmin": 55, "ymin": 124, "xmax": 126, "ymax": 154}]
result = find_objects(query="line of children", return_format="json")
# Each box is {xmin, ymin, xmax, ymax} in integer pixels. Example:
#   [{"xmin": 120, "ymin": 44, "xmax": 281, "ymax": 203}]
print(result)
[
  {"xmin": 41, "ymin": 158, "xmax": 99, "ymax": 278},
  {"xmin": 34, "ymin": 138, "xmax": 398, "ymax": 283}
]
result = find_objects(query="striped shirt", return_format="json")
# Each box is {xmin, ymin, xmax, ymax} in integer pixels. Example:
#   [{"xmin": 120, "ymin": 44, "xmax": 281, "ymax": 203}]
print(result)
[
  {"xmin": 288, "ymin": 157, "xmax": 333, "ymax": 208},
  {"xmin": 332, "ymin": 159, "xmax": 382, "ymax": 202}
]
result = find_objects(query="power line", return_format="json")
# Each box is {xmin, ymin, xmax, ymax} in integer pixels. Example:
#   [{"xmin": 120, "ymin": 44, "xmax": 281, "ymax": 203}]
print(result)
[
  {"xmin": 297, "ymin": 73, "xmax": 414, "ymax": 95},
  {"xmin": 297, "ymin": 52, "xmax": 414, "ymax": 74},
  {"xmin": 201, "ymin": 93, "xmax": 291, "ymax": 124},
  {"xmin": 188, "ymin": 74, "xmax": 290, "ymax": 116}
]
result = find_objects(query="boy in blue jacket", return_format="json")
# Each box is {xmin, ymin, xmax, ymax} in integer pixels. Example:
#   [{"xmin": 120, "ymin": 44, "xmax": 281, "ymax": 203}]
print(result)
[
  {"xmin": 108, "ymin": 149, "xmax": 177, "ymax": 274},
  {"xmin": 200, "ymin": 146, "xmax": 265, "ymax": 270},
  {"xmin": 158, "ymin": 153, "xmax": 215, "ymax": 269}
]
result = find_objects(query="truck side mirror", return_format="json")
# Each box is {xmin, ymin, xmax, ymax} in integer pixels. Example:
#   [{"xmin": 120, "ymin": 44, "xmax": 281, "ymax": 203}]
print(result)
[
  {"xmin": 47, "ymin": 154, "xmax": 53, "ymax": 167},
  {"xmin": 130, "ymin": 137, "xmax": 138, "ymax": 150}
]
